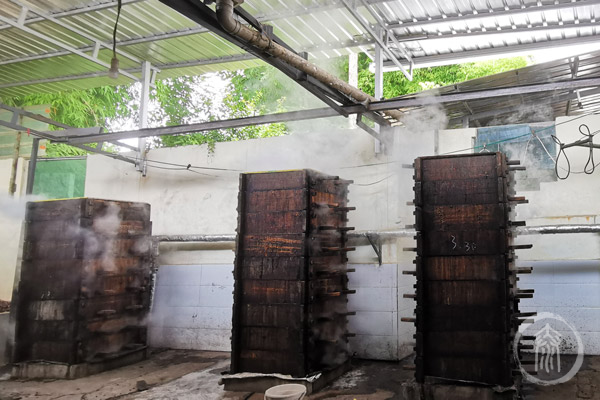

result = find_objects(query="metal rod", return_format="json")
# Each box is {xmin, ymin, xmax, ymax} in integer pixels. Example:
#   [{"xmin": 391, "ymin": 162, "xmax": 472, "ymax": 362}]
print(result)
[
  {"xmin": 25, "ymin": 138, "xmax": 40, "ymax": 195},
  {"xmin": 515, "ymin": 225, "xmax": 600, "ymax": 235},
  {"xmin": 152, "ymin": 225, "xmax": 600, "ymax": 244}
]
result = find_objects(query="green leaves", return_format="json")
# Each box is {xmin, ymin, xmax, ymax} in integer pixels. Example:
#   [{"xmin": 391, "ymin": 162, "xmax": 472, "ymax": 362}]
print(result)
[{"xmin": 349, "ymin": 53, "xmax": 528, "ymax": 99}]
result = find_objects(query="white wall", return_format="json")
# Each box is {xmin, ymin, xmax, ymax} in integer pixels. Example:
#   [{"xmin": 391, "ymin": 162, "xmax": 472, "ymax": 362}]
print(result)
[
  {"xmin": 0, "ymin": 157, "xmax": 28, "ymax": 302},
  {"xmin": 84, "ymin": 116, "xmax": 600, "ymax": 358}
]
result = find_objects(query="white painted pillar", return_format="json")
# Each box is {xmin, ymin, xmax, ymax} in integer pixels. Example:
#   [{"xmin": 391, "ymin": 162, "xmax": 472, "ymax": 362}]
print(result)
[
  {"xmin": 348, "ymin": 52, "xmax": 359, "ymax": 129},
  {"xmin": 138, "ymin": 61, "xmax": 151, "ymax": 175}
]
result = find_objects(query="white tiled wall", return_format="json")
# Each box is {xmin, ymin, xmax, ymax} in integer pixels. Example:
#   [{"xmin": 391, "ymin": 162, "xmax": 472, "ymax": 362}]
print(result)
[
  {"xmin": 518, "ymin": 260, "xmax": 600, "ymax": 355},
  {"xmin": 149, "ymin": 263, "xmax": 403, "ymax": 360},
  {"xmin": 148, "ymin": 264, "xmax": 234, "ymax": 351},
  {"xmin": 347, "ymin": 264, "xmax": 398, "ymax": 360}
]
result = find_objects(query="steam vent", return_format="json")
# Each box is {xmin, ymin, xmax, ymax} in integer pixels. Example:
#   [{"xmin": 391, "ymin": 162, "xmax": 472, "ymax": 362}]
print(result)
[
  {"xmin": 406, "ymin": 153, "xmax": 534, "ymax": 388},
  {"xmin": 13, "ymin": 198, "xmax": 153, "ymax": 379},
  {"xmin": 231, "ymin": 170, "xmax": 355, "ymax": 377}
]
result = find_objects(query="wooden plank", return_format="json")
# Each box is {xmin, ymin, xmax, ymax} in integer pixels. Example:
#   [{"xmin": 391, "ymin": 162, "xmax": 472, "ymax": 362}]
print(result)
[
  {"xmin": 245, "ymin": 171, "xmax": 306, "ymax": 191},
  {"xmin": 420, "ymin": 230, "xmax": 506, "ymax": 256},
  {"xmin": 420, "ymin": 178, "xmax": 501, "ymax": 205},
  {"xmin": 241, "ymin": 257, "xmax": 306, "ymax": 280},
  {"xmin": 242, "ymin": 280, "xmax": 305, "ymax": 304},
  {"xmin": 240, "ymin": 304, "xmax": 305, "ymax": 329},
  {"xmin": 425, "ymin": 331, "xmax": 509, "ymax": 358},
  {"xmin": 244, "ymin": 211, "xmax": 307, "ymax": 234},
  {"xmin": 245, "ymin": 189, "xmax": 307, "ymax": 212},
  {"xmin": 421, "ymin": 204, "xmax": 506, "ymax": 231},
  {"xmin": 19, "ymin": 260, "xmax": 83, "ymax": 300},
  {"xmin": 422, "ymin": 256, "xmax": 507, "ymax": 281},
  {"xmin": 239, "ymin": 350, "xmax": 306, "ymax": 376},
  {"xmin": 426, "ymin": 281, "xmax": 507, "ymax": 307},
  {"xmin": 25, "ymin": 199, "xmax": 86, "ymax": 222},
  {"xmin": 420, "ymin": 154, "xmax": 498, "ymax": 181},
  {"xmin": 424, "ymin": 356, "xmax": 511, "ymax": 386},
  {"xmin": 423, "ymin": 305, "xmax": 509, "ymax": 332},
  {"xmin": 239, "ymin": 327, "xmax": 304, "ymax": 352},
  {"xmin": 242, "ymin": 234, "xmax": 305, "ymax": 257}
]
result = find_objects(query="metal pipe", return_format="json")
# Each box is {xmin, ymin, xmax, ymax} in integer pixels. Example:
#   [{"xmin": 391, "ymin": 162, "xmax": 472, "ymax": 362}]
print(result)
[
  {"xmin": 154, "ymin": 234, "xmax": 236, "ymax": 242},
  {"xmin": 214, "ymin": 0, "xmax": 404, "ymax": 123},
  {"xmin": 152, "ymin": 225, "xmax": 600, "ymax": 244},
  {"xmin": 515, "ymin": 225, "xmax": 600, "ymax": 235}
]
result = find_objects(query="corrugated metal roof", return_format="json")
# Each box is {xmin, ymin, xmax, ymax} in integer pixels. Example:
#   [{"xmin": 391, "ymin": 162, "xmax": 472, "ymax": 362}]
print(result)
[
  {"xmin": 0, "ymin": 0, "xmax": 599, "ymax": 98},
  {"xmin": 403, "ymin": 51, "xmax": 600, "ymax": 127}
]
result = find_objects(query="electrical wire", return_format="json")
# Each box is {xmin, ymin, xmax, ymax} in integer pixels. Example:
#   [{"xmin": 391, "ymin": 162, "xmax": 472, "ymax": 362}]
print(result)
[
  {"xmin": 550, "ymin": 124, "xmax": 599, "ymax": 180},
  {"xmin": 112, "ymin": 0, "xmax": 122, "ymax": 58},
  {"xmin": 352, "ymin": 174, "xmax": 393, "ymax": 186}
]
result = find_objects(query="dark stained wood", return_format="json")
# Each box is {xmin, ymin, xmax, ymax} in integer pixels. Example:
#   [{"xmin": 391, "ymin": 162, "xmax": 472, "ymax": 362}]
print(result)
[
  {"xmin": 426, "ymin": 281, "xmax": 507, "ymax": 306},
  {"xmin": 424, "ymin": 305, "xmax": 510, "ymax": 332},
  {"xmin": 14, "ymin": 199, "xmax": 152, "ymax": 366},
  {"xmin": 424, "ymin": 356, "xmax": 511, "ymax": 386},
  {"xmin": 246, "ymin": 189, "xmax": 307, "ymax": 212},
  {"xmin": 232, "ymin": 170, "xmax": 351, "ymax": 377},
  {"xmin": 242, "ymin": 234, "xmax": 305, "ymax": 257},
  {"xmin": 420, "ymin": 154, "xmax": 499, "ymax": 181},
  {"xmin": 241, "ymin": 257, "xmax": 306, "ymax": 280},
  {"xmin": 421, "ymin": 204, "xmax": 506, "ymax": 231},
  {"xmin": 422, "ymin": 256, "xmax": 507, "ymax": 281},
  {"xmin": 413, "ymin": 153, "xmax": 518, "ymax": 386},
  {"xmin": 244, "ymin": 211, "xmax": 307, "ymax": 234},
  {"xmin": 425, "ymin": 331, "xmax": 509, "ymax": 358},
  {"xmin": 242, "ymin": 280, "xmax": 305, "ymax": 304},
  {"xmin": 240, "ymin": 327, "xmax": 304, "ymax": 352},
  {"xmin": 418, "ymin": 178, "xmax": 504, "ymax": 206},
  {"xmin": 245, "ymin": 170, "xmax": 306, "ymax": 191},
  {"xmin": 421, "ymin": 230, "xmax": 506, "ymax": 256},
  {"xmin": 240, "ymin": 304, "xmax": 305, "ymax": 329},
  {"xmin": 238, "ymin": 350, "xmax": 306, "ymax": 376}
]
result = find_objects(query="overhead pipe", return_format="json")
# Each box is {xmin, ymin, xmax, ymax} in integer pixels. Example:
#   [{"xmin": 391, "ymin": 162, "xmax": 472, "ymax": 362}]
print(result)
[{"xmin": 214, "ymin": 0, "xmax": 405, "ymax": 123}]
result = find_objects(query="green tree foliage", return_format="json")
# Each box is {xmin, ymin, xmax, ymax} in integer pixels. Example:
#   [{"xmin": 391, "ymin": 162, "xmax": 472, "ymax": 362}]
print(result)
[
  {"xmin": 1, "ymin": 55, "xmax": 527, "ymax": 157},
  {"xmin": 2, "ymin": 86, "xmax": 132, "ymax": 157},
  {"xmin": 350, "ymin": 54, "xmax": 528, "ymax": 98}
]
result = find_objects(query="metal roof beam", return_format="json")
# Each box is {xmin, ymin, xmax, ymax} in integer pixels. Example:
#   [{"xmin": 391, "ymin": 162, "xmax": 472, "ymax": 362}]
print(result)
[
  {"xmin": 0, "ymin": 0, "xmax": 145, "ymax": 31},
  {"xmin": 367, "ymin": 77, "xmax": 600, "ymax": 111},
  {"xmin": 397, "ymin": 21, "xmax": 600, "ymax": 42},
  {"xmin": 0, "ymin": 53, "xmax": 257, "ymax": 89},
  {"xmin": 0, "ymin": 0, "xmax": 383, "ymax": 66},
  {"xmin": 0, "ymin": 7, "xmax": 139, "ymax": 82},
  {"xmin": 10, "ymin": 0, "xmax": 160, "ymax": 74},
  {"xmin": 387, "ymin": 0, "xmax": 600, "ymax": 30},
  {"xmin": 381, "ymin": 34, "xmax": 600, "ymax": 69},
  {"xmin": 342, "ymin": 0, "xmax": 413, "ymax": 80},
  {"xmin": 66, "ymin": 107, "xmax": 349, "ymax": 144},
  {"xmin": 58, "ymin": 77, "xmax": 600, "ymax": 145}
]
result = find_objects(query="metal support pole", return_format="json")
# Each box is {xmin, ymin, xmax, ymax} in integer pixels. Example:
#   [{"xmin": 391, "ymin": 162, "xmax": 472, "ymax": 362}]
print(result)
[
  {"xmin": 373, "ymin": 29, "xmax": 384, "ymax": 154},
  {"xmin": 348, "ymin": 52, "xmax": 358, "ymax": 129},
  {"xmin": 25, "ymin": 138, "xmax": 39, "ymax": 195},
  {"xmin": 137, "ymin": 61, "xmax": 151, "ymax": 176},
  {"xmin": 8, "ymin": 114, "xmax": 22, "ymax": 196}
]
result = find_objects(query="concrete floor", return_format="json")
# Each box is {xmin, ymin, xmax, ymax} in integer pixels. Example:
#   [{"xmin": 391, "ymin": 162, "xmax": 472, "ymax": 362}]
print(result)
[{"xmin": 0, "ymin": 350, "xmax": 598, "ymax": 400}]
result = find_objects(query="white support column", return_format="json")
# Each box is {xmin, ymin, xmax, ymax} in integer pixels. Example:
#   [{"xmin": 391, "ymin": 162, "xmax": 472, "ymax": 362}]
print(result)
[
  {"xmin": 348, "ymin": 52, "xmax": 359, "ymax": 129},
  {"xmin": 138, "ymin": 61, "xmax": 151, "ymax": 176},
  {"xmin": 374, "ymin": 31, "xmax": 384, "ymax": 101},
  {"xmin": 373, "ymin": 28, "xmax": 384, "ymax": 154}
]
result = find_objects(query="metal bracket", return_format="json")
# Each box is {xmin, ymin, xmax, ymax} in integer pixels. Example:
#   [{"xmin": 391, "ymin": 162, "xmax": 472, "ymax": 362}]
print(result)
[{"xmin": 366, "ymin": 233, "xmax": 382, "ymax": 266}]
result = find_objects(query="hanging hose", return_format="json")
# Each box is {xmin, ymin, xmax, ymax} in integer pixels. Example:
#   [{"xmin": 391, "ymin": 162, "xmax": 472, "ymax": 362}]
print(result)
[{"xmin": 214, "ymin": 0, "xmax": 405, "ymax": 123}]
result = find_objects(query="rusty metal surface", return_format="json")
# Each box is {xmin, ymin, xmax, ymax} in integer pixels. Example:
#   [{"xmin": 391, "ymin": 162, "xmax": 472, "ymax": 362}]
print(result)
[
  {"xmin": 411, "ymin": 153, "xmax": 529, "ymax": 387},
  {"xmin": 232, "ymin": 170, "xmax": 353, "ymax": 377},
  {"xmin": 14, "ymin": 198, "xmax": 153, "ymax": 368}
]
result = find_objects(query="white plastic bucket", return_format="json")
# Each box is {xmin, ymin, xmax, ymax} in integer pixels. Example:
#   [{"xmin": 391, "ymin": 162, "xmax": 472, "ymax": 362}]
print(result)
[{"xmin": 264, "ymin": 383, "xmax": 307, "ymax": 400}]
